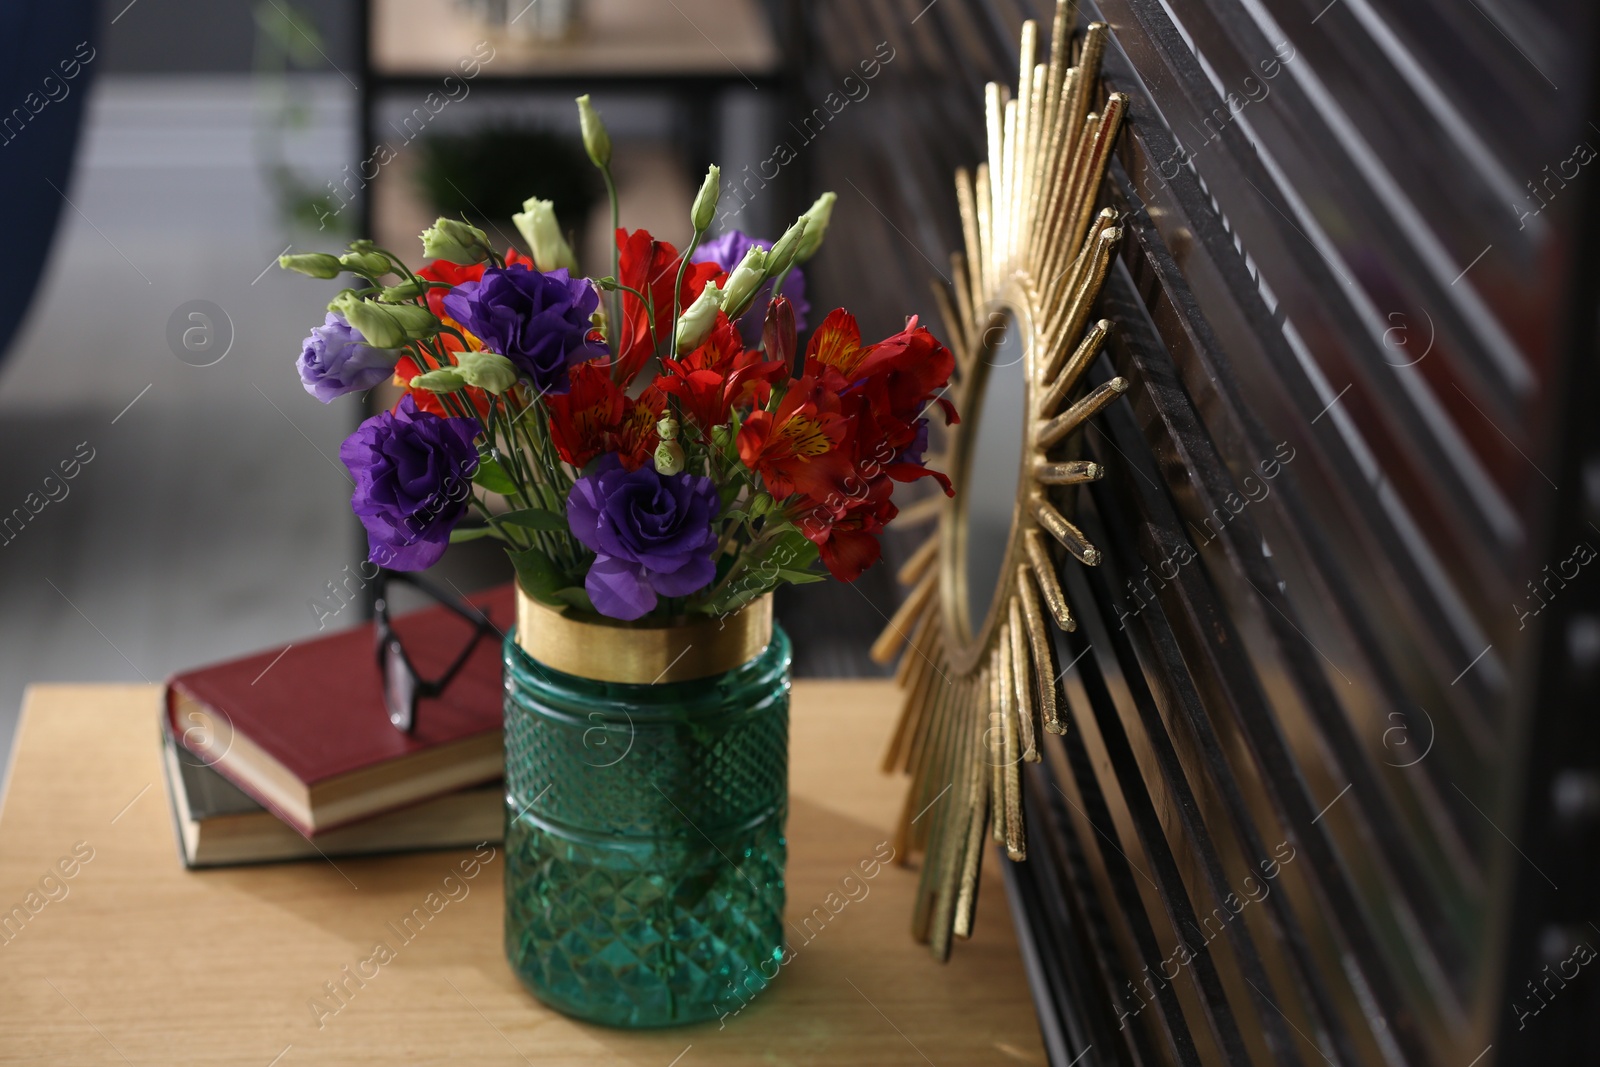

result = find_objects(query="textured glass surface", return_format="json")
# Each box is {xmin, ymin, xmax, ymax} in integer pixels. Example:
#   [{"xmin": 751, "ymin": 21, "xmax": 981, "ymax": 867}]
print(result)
[{"xmin": 502, "ymin": 625, "xmax": 791, "ymax": 1028}]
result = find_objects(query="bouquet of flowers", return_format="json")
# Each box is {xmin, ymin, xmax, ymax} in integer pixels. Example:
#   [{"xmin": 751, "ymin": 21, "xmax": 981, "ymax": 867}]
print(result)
[{"xmin": 282, "ymin": 97, "xmax": 955, "ymax": 622}]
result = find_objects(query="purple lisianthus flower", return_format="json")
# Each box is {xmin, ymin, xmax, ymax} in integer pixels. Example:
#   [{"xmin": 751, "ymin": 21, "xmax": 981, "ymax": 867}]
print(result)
[
  {"xmin": 567, "ymin": 454, "xmax": 720, "ymax": 620},
  {"xmin": 339, "ymin": 395, "xmax": 481, "ymax": 571},
  {"xmin": 441, "ymin": 264, "xmax": 605, "ymax": 395},
  {"xmin": 693, "ymin": 230, "xmax": 810, "ymax": 346},
  {"xmin": 297, "ymin": 311, "xmax": 400, "ymax": 402}
]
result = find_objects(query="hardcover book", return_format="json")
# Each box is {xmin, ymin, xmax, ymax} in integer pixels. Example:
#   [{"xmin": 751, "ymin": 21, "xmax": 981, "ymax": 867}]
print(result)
[
  {"xmin": 164, "ymin": 584, "xmax": 511, "ymax": 837},
  {"xmin": 159, "ymin": 725, "xmax": 503, "ymax": 868}
]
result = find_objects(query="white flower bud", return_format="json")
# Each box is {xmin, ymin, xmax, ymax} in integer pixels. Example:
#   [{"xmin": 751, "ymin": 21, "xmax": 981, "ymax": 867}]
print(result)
[
  {"xmin": 674, "ymin": 281, "xmax": 723, "ymax": 354},
  {"xmin": 420, "ymin": 218, "xmax": 490, "ymax": 264},
  {"xmin": 691, "ymin": 165, "xmax": 721, "ymax": 232},
  {"xmin": 719, "ymin": 245, "xmax": 769, "ymax": 321},
  {"xmin": 512, "ymin": 197, "xmax": 579, "ymax": 273},
  {"xmin": 576, "ymin": 94, "xmax": 611, "ymax": 168},
  {"xmin": 653, "ymin": 439, "xmax": 685, "ymax": 476},
  {"xmin": 794, "ymin": 191, "xmax": 837, "ymax": 263}
]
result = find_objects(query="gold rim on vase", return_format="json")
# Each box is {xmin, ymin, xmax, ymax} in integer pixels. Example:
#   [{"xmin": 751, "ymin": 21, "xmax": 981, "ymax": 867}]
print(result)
[{"xmin": 514, "ymin": 589, "xmax": 775, "ymax": 685}]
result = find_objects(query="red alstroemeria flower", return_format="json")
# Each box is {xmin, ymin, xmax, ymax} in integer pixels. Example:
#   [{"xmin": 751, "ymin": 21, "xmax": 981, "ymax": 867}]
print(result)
[
  {"xmin": 803, "ymin": 307, "xmax": 871, "ymax": 384},
  {"xmin": 546, "ymin": 359, "xmax": 667, "ymax": 471},
  {"xmin": 843, "ymin": 395, "xmax": 953, "ymax": 500},
  {"xmin": 791, "ymin": 479, "xmax": 897, "ymax": 582},
  {"xmin": 417, "ymin": 259, "xmax": 484, "ymax": 317},
  {"xmin": 804, "ymin": 310, "xmax": 957, "ymax": 427},
  {"xmin": 615, "ymin": 228, "xmax": 723, "ymax": 387},
  {"xmin": 613, "ymin": 383, "xmax": 668, "ymax": 471},
  {"xmin": 659, "ymin": 315, "xmax": 788, "ymax": 432},
  {"xmin": 850, "ymin": 315, "xmax": 959, "ymax": 427},
  {"xmin": 736, "ymin": 375, "xmax": 853, "ymax": 501},
  {"xmin": 547, "ymin": 359, "xmax": 625, "ymax": 468}
]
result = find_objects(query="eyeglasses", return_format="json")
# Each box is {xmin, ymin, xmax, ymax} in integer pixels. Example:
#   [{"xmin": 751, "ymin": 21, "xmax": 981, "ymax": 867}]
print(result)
[{"xmin": 373, "ymin": 570, "xmax": 497, "ymax": 734}]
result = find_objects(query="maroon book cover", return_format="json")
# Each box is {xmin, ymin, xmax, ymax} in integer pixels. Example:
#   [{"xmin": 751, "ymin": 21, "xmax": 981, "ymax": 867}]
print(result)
[{"xmin": 164, "ymin": 583, "xmax": 512, "ymax": 837}]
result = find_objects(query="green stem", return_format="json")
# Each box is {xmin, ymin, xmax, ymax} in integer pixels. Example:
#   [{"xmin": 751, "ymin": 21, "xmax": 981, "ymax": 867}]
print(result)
[
  {"xmin": 669, "ymin": 223, "xmax": 706, "ymax": 354},
  {"xmin": 771, "ymin": 265, "xmax": 793, "ymax": 299},
  {"xmin": 601, "ymin": 165, "xmax": 622, "ymax": 356}
]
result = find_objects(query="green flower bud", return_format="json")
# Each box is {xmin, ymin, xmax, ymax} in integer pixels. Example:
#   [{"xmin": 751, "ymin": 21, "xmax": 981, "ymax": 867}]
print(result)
[
  {"xmin": 328, "ymin": 291, "xmax": 439, "ymax": 349},
  {"xmin": 278, "ymin": 252, "xmax": 343, "ymax": 279},
  {"xmin": 653, "ymin": 439, "xmax": 685, "ymax": 476},
  {"xmin": 656, "ymin": 416, "xmax": 679, "ymax": 442},
  {"xmin": 794, "ymin": 191, "xmax": 837, "ymax": 263},
  {"xmin": 674, "ymin": 281, "xmax": 723, "ymax": 355},
  {"xmin": 348, "ymin": 239, "xmax": 377, "ymax": 253},
  {"xmin": 420, "ymin": 218, "xmax": 490, "ymax": 265},
  {"xmin": 576, "ymin": 94, "xmax": 611, "ymax": 169},
  {"xmin": 748, "ymin": 492, "xmax": 774, "ymax": 519},
  {"xmin": 410, "ymin": 368, "xmax": 466, "ymax": 393},
  {"xmin": 453, "ymin": 350, "xmax": 520, "ymax": 395},
  {"xmin": 512, "ymin": 197, "xmax": 579, "ymax": 273},
  {"xmin": 691, "ymin": 164, "xmax": 721, "ymax": 232},
  {"xmin": 719, "ymin": 245, "xmax": 769, "ymax": 321},
  {"xmin": 338, "ymin": 250, "xmax": 392, "ymax": 278},
  {"xmin": 766, "ymin": 217, "xmax": 807, "ymax": 276},
  {"xmin": 380, "ymin": 278, "xmax": 427, "ymax": 301}
]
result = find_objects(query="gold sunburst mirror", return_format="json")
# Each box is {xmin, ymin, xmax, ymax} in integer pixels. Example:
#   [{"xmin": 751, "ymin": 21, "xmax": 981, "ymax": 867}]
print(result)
[{"xmin": 872, "ymin": 3, "xmax": 1129, "ymax": 960}]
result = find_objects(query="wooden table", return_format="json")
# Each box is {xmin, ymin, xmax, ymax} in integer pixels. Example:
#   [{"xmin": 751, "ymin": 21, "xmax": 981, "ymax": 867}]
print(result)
[{"xmin": 0, "ymin": 682, "xmax": 1044, "ymax": 1065}]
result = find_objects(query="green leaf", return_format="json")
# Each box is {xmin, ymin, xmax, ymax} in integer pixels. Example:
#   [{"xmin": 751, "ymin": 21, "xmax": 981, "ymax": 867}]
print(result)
[
  {"xmin": 498, "ymin": 507, "xmax": 569, "ymax": 532},
  {"xmin": 472, "ymin": 457, "xmax": 518, "ymax": 495},
  {"xmin": 775, "ymin": 568, "xmax": 824, "ymax": 584},
  {"xmin": 548, "ymin": 586, "xmax": 595, "ymax": 612},
  {"xmin": 449, "ymin": 525, "xmax": 502, "ymax": 543},
  {"xmin": 507, "ymin": 545, "xmax": 570, "ymax": 604}
]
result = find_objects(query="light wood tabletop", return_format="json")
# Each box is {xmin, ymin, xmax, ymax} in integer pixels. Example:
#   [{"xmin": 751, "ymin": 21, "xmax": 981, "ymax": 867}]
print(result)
[{"xmin": 0, "ymin": 681, "xmax": 1044, "ymax": 1065}]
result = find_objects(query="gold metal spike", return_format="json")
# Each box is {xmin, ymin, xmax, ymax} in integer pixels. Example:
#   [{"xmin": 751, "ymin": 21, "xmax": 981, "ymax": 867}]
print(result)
[
  {"xmin": 870, "ymin": 567, "xmax": 938, "ymax": 665},
  {"xmin": 1024, "ymin": 529, "xmax": 1075, "ymax": 631},
  {"xmin": 1035, "ymin": 459, "xmax": 1103, "ymax": 485},
  {"xmin": 1037, "ymin": 376, "xmax": 1129, "ymax": 450},
  {"xmin": 1008, "ymin": 597, "xmax": 1040, "ymax": 761},
  {"xmin": 987, "ymin": 668, "xmax": 1005, "ymax": 848},
  {"xmin": 952, "ymin": 721, "xmax": 990, "ymax": 939},
  {"xmin": 898, "ymin": 533, "xmax": 942, "ymax": 587},
  {"xmin": 1017, "ymin": 565, "xmax": 1066, "ymax": 734},
  {"xmin": 1041, "ymin": 317, "xmax": 1111, "ymax": 399},
  {"xmin": 998, "ymin": 640, "xmax": 1026, "ymax": 861},
  {"xmin": 1033, "ymin": 494, "xmax": 1102, "ymax": 566},
  {"xmin": 895, "ymin": 491, "xmax": 948, "ymax": 527}
]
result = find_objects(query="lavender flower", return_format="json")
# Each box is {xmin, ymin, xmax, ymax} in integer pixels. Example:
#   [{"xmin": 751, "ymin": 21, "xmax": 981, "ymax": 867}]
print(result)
[
  {"xmin": 297, "ymin": 311, "xmax": 399, "ymax": 402},
  {"xmin": 566, "ymin": 455, "xmax": 720, "ymax": 620}
]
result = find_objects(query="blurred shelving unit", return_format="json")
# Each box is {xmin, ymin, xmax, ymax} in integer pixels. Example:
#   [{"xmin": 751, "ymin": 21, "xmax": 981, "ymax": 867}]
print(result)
[{"xmin": 358, "ymin": 0, "xmax": 782, "ymax": 248}]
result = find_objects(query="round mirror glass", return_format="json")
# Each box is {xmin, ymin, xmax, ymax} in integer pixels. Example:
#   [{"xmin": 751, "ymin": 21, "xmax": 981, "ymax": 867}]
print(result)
[{"xmin": 962, "ymin": 308, "xmax": 1027, "ymax": 634}]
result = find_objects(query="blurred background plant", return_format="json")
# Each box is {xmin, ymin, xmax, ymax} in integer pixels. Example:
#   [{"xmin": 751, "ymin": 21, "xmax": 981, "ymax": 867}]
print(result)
[
  {"xmin": 414, "ymin": 125, "xmax": 600, "ymax": 251},
  {"xmin": 253, "ymin": 0, "xmax": 348, "ymax": 237}
]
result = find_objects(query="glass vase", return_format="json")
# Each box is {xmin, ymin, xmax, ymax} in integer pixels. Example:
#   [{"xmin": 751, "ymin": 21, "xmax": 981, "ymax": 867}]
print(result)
[{"xmin": 501, "ymin": 593, "xmax": 790, "ymax": 1028}]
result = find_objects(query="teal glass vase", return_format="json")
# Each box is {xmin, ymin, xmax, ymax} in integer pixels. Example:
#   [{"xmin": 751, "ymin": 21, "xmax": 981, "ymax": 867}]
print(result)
[{"xmin": 501, "ymin": 598, "xmax": 790, "ymax": 1028}]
